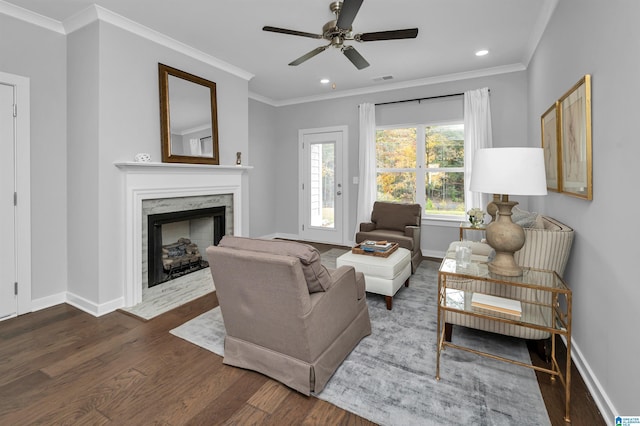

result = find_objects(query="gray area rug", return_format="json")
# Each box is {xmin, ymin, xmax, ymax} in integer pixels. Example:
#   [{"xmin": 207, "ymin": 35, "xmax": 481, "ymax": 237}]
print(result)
[{"xmin": 170, "ymin": 249, "xmax": 550, "ymax": 425}]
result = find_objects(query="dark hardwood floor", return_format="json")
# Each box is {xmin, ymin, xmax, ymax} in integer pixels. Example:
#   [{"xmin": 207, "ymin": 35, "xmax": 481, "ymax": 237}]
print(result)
[{"xmin": 0, "ymin": 250, "xmax": 605, "ymax": 425}]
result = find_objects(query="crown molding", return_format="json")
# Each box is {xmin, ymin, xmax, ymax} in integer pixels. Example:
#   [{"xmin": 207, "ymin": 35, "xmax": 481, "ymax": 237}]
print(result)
[
  {"xmin": 255, "ymin": 63, "xmax": 526, "ymax": 107},
  {"xmin": 64, "ymin": 5, "xmax": 254, "ymax": 81},
  {"xmin": 0, "ymin": 2, "xmax": 253, "ymax": 82},
  {"xmin": 0, "ymin": 0, "xmax": 65, "ymax": 33},
  {"xmin": 522, "ymin": 0, "xmax": 559, "ymax": 67}
]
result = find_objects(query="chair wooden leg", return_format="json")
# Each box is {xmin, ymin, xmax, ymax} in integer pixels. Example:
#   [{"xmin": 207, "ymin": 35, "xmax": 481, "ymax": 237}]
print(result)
[
  {"xmin": 385, "ymin": 296, "xmax": 392, "ymax": 310},
  {"xmin": 444, "ymin": 323, "xmax": 453, "ymax": 342},
  {"xmin": 526, "ymin": 338, "xmax": 551, "ymax": 362},
  {"xmin": 404, "ymin": 277, "xmax": 410, "ymax": 287}
]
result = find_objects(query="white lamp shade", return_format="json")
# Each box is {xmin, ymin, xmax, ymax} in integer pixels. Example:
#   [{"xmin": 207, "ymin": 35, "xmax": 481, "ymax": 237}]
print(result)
[{"xmin": 470, "ymin": 148, "xmax": 548, "ymax": 196}]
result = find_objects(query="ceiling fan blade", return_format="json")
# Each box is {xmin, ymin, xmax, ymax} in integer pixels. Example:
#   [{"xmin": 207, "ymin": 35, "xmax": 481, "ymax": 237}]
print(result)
[
  {"xmin": 357, "ymin": 28, "xmax": 419, "ymax": 42},
  {"xmin": 336, "ymin": 0, "xmax": 363, "ymax": 29},
  {"xmin": 342, "ymin": 45, "xmax": 370, "ymax": 70},
  {"xmin": 289, "ymin": 45, "xmax": 329, "ymax": 66},
  {"xmin": 263, "ymin": 26, "xmax": 323, "ymax": 39}
]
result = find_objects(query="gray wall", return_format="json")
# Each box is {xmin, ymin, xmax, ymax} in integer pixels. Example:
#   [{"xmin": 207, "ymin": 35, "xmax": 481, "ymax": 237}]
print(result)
[
  {"xmin": 67, "ymin": 23, "xmax": 100, "ymax": 303},
  {"xmin": 67, "ymin": 21, "xmax": 250, "ymax": 308},
  {"xmin": 262, "ymin": 71, "xmax": 528, "ymax": 254},
  {"xmin": 2, "ymin": 15, "xmax": 250, "ymax": 312},
  {"xmin": 527, "ymin": 0, "xmax": 638, "ymax": 416},
  {"xmin": 0, "ymin": 15, "xmax": 68, "ymax": 301},
  {"xmin": 248, "ymin": 99, "xmax": 278, "ymax": 238}
]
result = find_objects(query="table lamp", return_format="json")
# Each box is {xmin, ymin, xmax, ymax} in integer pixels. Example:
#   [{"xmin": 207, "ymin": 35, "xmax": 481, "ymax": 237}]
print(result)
[{"xmin": 470, "ymin": 148, "xmax": 548, "ymax": 276}]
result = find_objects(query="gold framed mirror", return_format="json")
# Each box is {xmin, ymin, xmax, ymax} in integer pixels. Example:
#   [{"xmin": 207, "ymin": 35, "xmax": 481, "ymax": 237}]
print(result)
[{"xmin": 159, "ymin": 63, "xmax": 219, "ymax": 164}]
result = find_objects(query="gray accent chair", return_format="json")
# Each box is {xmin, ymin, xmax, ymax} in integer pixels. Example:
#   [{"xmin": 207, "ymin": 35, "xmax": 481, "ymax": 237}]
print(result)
[
  {"xmin": 206, "ymin": 236, "xmax": 371, "ymax": 395},
  {"xmin": 355, "ymin": 201, "xmax": 422, "ymax": 272}
]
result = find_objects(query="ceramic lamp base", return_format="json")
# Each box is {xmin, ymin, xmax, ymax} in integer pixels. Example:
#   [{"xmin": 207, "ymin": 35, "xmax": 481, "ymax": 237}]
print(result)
[{"xmin": 485, "ymin": 200, "xmax": 525, "ymax": 277}]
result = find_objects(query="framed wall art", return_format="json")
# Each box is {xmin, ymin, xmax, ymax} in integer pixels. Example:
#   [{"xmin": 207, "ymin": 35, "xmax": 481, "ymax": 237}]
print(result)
[
  {"xmin": 558, "ymin": 74, "xmax": 592, "ymax": 200},
  {"xmin": 541, "ymin": 102, "xmax": 560, "ymax": 192}
]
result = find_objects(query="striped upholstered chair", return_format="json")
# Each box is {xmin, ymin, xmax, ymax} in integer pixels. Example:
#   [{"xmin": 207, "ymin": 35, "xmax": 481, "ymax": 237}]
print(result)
[{"xmin": 444, "ymin": 216, "xmax": 574, "ymax": 352}]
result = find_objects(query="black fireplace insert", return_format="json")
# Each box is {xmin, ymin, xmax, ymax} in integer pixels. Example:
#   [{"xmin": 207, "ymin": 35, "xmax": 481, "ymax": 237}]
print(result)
[{"xmin": 147, "ymin": 206, "xmax": 225, "ymax": 287}]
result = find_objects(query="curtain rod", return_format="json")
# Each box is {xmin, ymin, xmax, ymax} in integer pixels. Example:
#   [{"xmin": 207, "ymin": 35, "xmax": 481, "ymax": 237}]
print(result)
[
  {"xmin": 373, "ymin": 88, "xmax": 490, "ymax": 107},
  {"xmin": 375, "ymin": 92, "xmax": 463, "ymax": 106}
]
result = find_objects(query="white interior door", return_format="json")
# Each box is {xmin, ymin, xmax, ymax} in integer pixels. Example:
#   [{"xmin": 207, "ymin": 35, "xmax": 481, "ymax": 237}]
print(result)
[
  {"xmin": 299, "ymin": 127, "xmax": 347, "ymax": 245},
  {"xmin": 0, "ymin": 83, "xmax": 16, "ymax": 320}
]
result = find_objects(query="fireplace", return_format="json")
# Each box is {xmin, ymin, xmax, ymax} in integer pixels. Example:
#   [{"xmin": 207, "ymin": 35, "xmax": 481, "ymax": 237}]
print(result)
[
  {"xmin": 116, "ymin": 162, "xmax": 249, "ymax": 307},
  {"xmin": 147, "ymin": 206, "xmax": 225, "ymax": 287},
  {"xmin": 141, "ymin": 193, "xmax": 233, "ymax": 294}
]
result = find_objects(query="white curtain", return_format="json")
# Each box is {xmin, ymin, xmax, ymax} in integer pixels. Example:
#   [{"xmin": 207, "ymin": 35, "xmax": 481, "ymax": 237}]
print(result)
[
  {"xmin": 464, "ymin": 88, "xmax": 493, "ymax": 212},
  {"xmin": 355, "ymin": 103, "xmax": 377, "ymax": 238},
  {"xmin": 189, "ymin": 138, "xmax": 202, "ymax": 156}
]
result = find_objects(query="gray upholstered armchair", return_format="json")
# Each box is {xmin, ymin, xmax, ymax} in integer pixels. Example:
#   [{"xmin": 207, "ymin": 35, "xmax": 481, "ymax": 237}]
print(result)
[
  {"xmin": 356, "ymin": 201, "xmax": 422, "ymax": 272},
  {"xmin": 206, "ymin": 236, "xmax": 371, "ymax": 395}
]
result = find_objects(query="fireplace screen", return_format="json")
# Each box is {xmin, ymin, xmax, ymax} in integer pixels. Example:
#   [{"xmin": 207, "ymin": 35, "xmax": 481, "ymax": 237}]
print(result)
[{"xmin": 147, "ymin": 206, "xmax": 225, "ymax": 287}]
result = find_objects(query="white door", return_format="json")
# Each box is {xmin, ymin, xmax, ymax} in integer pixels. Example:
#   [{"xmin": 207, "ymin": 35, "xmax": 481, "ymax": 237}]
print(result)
[
  {"xmin": 0, "ymin": 82, "xmax": 16, "ymax": 320},
  {"xmin": 299, "ymin": 126, "xmax": 347, "ymax": 245}
]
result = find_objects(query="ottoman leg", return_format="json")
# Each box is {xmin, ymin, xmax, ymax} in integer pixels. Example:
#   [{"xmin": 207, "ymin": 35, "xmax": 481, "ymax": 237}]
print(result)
[
  {"xmin": 404, "ymin": 277, "xmax": 410, "ymax": 287},
  {"xmin": 384, "ymin": 295, "xmax": 393, "ymax": 310}
]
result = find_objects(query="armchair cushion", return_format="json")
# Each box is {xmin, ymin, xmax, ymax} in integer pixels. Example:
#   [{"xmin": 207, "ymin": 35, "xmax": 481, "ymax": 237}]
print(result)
[
  {"xmin": 371, "ymin": 201, "xmax": 421, "ymax": 232},
  {"xmin": 218, "ymin": 236, "xmax": 331, "ymax": 293}
]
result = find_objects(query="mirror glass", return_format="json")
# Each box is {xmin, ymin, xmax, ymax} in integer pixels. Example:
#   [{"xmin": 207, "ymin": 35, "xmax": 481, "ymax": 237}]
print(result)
[{"xmin": 159, "ymin": 64, "xmax": 219, "ymax": 164}]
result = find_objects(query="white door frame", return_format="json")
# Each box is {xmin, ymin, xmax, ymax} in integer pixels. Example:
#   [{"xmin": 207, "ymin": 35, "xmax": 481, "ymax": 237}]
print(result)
[
  {"xmin": 0, "ymin": 71, "xmax": 31, "ymax": 317},
  {"xmin": 298, "ymin": 125, "xmax": 349, "ymax": 245}
]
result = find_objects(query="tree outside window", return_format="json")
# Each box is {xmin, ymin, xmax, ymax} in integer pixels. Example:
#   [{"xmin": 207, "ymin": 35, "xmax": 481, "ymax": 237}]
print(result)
[{"xmin": 376, "ymin": 123, "xmax": 465, "ymax": 218}]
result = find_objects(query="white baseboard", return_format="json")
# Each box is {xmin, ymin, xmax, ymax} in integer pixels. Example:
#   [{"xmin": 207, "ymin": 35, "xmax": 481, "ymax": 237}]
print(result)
[
  {"xmin": 565, "ymin": 336, "xmax": 613, "ymax": 423},
  {"xmin": 268, "ymin": 232, "xmax": 301, "ymax": 241},
  {"xmin": 31, "ymin": 291, "xmax": 124, "ymax": 317},
  {"xmin": 422, "ymin": 249, "xmax": 445, "ymax": 259},
  {"xmin": 256, "ymin": 233, "xmax": 280, "ymax": 240},
  {"xmin": 31, "ymin": 292, "xmax": 67, "ymax": 312},
  {"xmin": 63, "ymin": 292, "xmax": 124, "ymax": 317}
]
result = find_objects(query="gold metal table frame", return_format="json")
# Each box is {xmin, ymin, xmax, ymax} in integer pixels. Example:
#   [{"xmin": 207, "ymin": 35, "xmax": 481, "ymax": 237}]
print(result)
[
  {"xmin": 459, "ymin": 221, "xmax": 486, "ymax": 241},
  {"xmin": 436, "ymin": 257, "xmax": 573, "ymax": 423}
]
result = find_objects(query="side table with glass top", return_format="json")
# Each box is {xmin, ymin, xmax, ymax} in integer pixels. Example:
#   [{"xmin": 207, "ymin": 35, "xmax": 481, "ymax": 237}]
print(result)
[
  {"xmin": 436, "ymin": 257, "xmax": 573, "ymax": 423},
  {"xmin": 459, "ymin": 222, "xmax": 486, "ymax": 241}
]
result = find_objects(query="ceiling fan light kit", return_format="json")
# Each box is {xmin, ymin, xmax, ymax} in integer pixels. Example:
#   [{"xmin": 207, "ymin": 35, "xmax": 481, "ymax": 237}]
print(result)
[{"xmin": 263, "ymin": 0, "xmax": 418, "ymax": 69}]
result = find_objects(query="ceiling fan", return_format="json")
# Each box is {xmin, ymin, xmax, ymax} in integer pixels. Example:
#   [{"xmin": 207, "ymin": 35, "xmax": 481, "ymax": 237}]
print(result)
[{"xmin": 263, "ymin": 0, "xmax": 419, "ymax": 70}]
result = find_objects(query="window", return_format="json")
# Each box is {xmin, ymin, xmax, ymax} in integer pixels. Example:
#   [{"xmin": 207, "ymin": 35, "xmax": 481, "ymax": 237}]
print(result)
[{"xmin": 376, "ymin": 123, "xmax": 465, "ymax": 218}]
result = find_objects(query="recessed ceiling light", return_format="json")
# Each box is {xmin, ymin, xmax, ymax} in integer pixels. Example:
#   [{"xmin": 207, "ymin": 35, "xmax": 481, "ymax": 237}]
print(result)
[
  {"xmin": 475, "ymin": 49, "xmax": 489, "ymax": 57},
  {"xmin": 320, "ymin": 78, "xmax": 330, "ymax": 84}
]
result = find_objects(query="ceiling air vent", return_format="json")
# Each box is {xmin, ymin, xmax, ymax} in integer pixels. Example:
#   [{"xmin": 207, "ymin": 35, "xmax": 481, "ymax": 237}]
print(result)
[{"xmin": 373, "ymin": 75, "xmax": 394, "ymax": 82}]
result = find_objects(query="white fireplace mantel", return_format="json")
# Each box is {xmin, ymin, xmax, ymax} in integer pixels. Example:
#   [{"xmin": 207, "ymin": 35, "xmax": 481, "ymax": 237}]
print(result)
[
  {"xmin": 115, "ymin": 161, "xmax": 251, "ymax": 306},
  {"xmin": 114, "ymin": 161, "xmax": 253, "ymax": 172}
]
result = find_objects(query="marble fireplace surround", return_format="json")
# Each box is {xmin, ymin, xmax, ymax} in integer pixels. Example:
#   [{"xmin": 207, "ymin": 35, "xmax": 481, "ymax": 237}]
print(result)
[{"xmin": 115, "ymin": 162, "xmax": 251, "ymax": 307}]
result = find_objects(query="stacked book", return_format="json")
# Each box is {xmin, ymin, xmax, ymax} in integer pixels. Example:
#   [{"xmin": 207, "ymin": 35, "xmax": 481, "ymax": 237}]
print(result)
[
  {"xmin": 360, "ymin": 240, "xmax": 394, "ymax": 253},
  {"xmin": 471, "ymin": 293, "xmax": 522, "ymax": 318}
]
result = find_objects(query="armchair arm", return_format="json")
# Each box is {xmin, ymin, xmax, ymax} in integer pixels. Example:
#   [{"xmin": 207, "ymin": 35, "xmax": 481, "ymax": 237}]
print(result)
[
  {"xmin": 404, "ymin": 225, "xmax": 421, "ymax": 246},
  {"xmin": 359, "ymin": 222, "xmax": 376, "ymax": 232},
  {"xmin": 306, "ymin": 266, "xmax": 364, "ymax": 358},
  {"xmin": 330, "ymin": 266, "xmax": 365, "ymax": 300}
]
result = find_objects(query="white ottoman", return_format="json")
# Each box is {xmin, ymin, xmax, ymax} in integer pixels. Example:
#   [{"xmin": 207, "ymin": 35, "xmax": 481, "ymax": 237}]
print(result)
[{"xmin": 337, "ymin": 248, "xmax": 411, "ymax": 310}]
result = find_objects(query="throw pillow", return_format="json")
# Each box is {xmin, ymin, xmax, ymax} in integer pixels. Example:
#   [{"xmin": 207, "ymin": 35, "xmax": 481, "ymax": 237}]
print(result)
[
  {"xmin": 511, "ymin": 207, "xmax": 539, "ymax": 228},
  {"xmin": 218, "ymin": 236, "xmax": 332, "ymax": 293}
]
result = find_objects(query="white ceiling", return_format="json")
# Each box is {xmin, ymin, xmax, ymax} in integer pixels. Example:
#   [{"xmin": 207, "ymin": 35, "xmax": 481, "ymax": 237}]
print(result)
[{"xmin": 2, "ymin": 0, "xmax": 557, "ymax": 104}]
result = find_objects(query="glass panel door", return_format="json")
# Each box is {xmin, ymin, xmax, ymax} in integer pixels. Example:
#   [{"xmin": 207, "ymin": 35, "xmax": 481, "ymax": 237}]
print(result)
[{"xmin": 300, "ymin": 129, "xmax": 344, "ymax": 245}]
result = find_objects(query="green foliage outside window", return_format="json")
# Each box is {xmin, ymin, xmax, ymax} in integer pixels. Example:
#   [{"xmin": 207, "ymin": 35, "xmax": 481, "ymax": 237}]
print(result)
[
  {"xmin": 425, "ymin": 125, "xmax": 464, "ymax": 215},
  {"xmin": 376, "ymin": 124, "xmax": 465, "ymax": 216}
]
